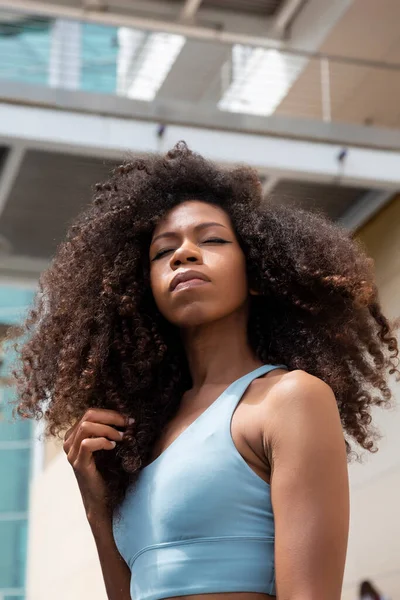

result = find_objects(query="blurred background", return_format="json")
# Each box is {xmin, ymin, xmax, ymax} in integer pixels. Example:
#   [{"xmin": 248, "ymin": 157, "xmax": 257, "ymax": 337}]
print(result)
[{"xmin": 0, "ymin": 0, "xmax": 399, "ymax": 598}]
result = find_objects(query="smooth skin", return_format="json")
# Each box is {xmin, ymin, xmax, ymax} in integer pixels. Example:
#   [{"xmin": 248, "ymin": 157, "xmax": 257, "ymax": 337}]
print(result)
[{"xmin": 64, "ymin": 200, "xmax": 349, "ymax": 600}]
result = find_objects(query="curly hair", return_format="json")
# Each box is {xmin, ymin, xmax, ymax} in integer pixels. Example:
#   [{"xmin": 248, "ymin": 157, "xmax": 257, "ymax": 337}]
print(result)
[{"xmin": 9, "ymin": 142, "xmax": 399, "ymax": 509}]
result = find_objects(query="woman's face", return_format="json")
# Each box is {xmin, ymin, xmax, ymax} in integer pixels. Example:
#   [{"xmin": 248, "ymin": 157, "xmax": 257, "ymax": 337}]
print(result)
[{"xmin": 149, "ymin": 200, "xmax": 249, "ymax": 327}]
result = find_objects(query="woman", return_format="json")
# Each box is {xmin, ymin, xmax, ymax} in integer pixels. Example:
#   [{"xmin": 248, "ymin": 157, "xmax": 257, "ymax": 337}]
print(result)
[{"xmin": 11, "ymin": 143, "xmax": 398, "ymax": 600}]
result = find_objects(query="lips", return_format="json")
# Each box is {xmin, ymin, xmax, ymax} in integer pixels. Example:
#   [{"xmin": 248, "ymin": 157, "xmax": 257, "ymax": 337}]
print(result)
[{"xmin": 169, "ymin": 269, "xmax": 210, "ymax": 292}]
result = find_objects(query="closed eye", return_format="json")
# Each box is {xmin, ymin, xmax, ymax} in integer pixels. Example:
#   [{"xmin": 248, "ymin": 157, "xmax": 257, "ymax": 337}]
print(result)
[
  {"xmin": 203, "ymin": 238, "xmax": 230, "ymax": 244},
  {"xmin": 152, "ymin": 248, "xmax": 174, "ymax": 260},
  {"xmin": 152, "ymin": 238, "xmax": 231, "ymax": 261}
]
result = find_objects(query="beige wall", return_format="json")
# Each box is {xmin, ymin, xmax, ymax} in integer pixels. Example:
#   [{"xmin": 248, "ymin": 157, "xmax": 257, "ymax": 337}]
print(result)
[
  {"xmin": 342, "ymin": 196, "xmax": 400, "ymax": 600},
  {"xmin": 26, "ymin": 197, "xmax": 400, "ymax": 600},
  {"xmin": 43, "ymin": 435, "xmax": 63, "ymax": 468},
  {"xmin": 27, "ymin": 450, "xmax": 107, "ymax": 600}
]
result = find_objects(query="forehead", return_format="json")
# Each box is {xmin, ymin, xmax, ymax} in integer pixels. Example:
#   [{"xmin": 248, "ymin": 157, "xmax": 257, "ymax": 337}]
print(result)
[{"xmin": 153, "ymin": 201, "xmax": 231, "ymax": 235}]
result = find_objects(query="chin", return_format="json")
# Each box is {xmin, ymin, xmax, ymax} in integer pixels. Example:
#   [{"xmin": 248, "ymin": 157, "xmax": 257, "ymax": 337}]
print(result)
[{"xmin": 169, "ymin": 303, "xmax": 217, "ymax": 328}]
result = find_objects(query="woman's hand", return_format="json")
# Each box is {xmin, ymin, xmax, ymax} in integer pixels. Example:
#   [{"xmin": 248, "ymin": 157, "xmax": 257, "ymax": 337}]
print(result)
[{"xmin": 63, "ymin": 408, "xmax": 131, "ymax": 522}]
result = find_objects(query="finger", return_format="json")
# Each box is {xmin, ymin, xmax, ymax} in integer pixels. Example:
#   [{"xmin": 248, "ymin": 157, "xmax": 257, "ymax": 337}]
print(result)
[
  {"xmin": 73, "ymin": 422, "xmax": 124, "ymax": 451},
  {"xmin": 74, "ymin": 437, "xmax": 116, "ymax": 470},
  {"xmin": 63, "ymin": 423, "xmax": 79, "ymax": 454},
  {"xmin": 64, "ymin": 422, "xmax": 79, "ymax": 442},
  {"xmin": 82, "ymin": 409, "xmax": 128, "ymax": 429},
  {"xmin": 64, "ymin": 408, "xmax": 129, "ymax": 447}
]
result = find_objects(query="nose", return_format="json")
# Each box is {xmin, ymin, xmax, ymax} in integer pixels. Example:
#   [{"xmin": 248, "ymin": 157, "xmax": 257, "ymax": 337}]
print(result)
[{"xmin": 170, "ymin": 242, "xmax": 203, "ymax": 268}]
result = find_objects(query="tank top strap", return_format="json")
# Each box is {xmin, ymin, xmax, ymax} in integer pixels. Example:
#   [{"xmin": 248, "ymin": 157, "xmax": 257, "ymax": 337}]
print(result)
[{"xmin": 219, "ymin": 363, "xmax": 288, "ymax": 416}]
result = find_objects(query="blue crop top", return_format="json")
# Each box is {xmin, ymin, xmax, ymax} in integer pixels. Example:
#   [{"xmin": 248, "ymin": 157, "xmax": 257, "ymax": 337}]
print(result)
[{"xmin": 113, "ymin": 364, "xmax": 287, "ymax": 600}]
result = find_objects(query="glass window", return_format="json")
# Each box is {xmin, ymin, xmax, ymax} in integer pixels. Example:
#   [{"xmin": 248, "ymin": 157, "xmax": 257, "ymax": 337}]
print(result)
[
  {"xmin": 0, "ymin": 16, "xmax": 51, "ymax": 86},
  {"xmin": 0, "ymin": 519, "xmax": 27, "ymax": 588},
  {"xmin": 0, "ymin": 449, "xmax": 31, "ymax": 512},
  {"xmin": 0, "ymin": 387, "xmax": 32, "ymax": 443},
  {"xmin": 0, "ymin": 286, "xmax": 34, "ymax": 599},
  {"xmin": 81, "ymin": 23, "xmax": 118, "ymax": 94}
]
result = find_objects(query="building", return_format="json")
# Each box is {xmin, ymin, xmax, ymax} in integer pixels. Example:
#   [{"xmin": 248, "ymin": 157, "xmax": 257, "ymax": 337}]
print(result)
[{"xmin": 0, "ymin": 285, "xmax": 35, "ymax": 600}]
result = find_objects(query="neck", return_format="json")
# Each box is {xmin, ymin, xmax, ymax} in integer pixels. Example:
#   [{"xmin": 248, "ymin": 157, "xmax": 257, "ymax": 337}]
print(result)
[{"xmin": 181, "ymin": 307, "xmax": 263, "ymax": 391}]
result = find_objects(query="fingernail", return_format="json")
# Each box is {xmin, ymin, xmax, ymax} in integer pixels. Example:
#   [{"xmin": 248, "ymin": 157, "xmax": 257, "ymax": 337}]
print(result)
[
  {"xmin": 128, "ymin": 418, "xmax": 135, "ymax": 424},
  {"xmin": 110, "ymin": 441, "xmax": 116, "ymax": 448},
  {"xmin": 119, "ymin": 431, "xmax": 125, "ymax": 439}
]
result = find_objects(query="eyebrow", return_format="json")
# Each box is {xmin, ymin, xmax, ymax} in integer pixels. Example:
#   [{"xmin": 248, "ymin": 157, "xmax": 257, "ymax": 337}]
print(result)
[{"xmin": 151, "ymin": 221, "xmax": 228, "ymax": 245}]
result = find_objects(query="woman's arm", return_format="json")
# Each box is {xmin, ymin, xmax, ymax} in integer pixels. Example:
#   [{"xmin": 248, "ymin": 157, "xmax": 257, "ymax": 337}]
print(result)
[
  {"xmin": 63, "ymin": 409, "xmax": 132, "ymax": 600},
  {"xmin": 263, "ymin": 370, "xmax": 350, "ymax": 600},
  {"xmin": 89, "ymin": 512, "xmax": 131, "ymax": 600}
]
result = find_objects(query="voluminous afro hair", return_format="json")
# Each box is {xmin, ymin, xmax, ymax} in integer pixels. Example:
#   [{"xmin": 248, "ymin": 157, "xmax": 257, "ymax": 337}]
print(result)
[{"xmin": 9, "ymin": 142, "xmax": 400, "ymax": 509}]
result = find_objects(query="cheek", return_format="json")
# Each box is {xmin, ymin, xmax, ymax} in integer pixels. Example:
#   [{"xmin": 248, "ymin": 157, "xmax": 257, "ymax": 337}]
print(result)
[
  {"xmin": 219, "ymin": 251, "xmax": 248, "ymax": 292},
  {"xmin": 208, "ymin": 250, "xmax": 248, "ymax": 313}
]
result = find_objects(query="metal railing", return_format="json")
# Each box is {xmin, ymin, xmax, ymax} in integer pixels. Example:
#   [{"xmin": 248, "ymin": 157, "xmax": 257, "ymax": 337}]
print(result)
[{"xmin": 1, "ymin": 8, "xmax": 400, "ymax": 131}]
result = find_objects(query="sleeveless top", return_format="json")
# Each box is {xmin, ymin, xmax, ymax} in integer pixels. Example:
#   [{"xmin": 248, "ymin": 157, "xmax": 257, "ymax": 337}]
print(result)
[{"xmin": 113, "ymin": 363, "xmax": 287, "ymax": 600}]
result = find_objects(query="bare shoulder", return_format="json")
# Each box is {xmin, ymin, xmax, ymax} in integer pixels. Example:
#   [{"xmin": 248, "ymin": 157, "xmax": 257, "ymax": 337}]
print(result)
[
  {"xmin": 261, "ymin": 368, "xmax": 337, "ymax": 413},
  {"xmin": 259, "ymin": 368, "xmax": 342, "ymax": 448}
]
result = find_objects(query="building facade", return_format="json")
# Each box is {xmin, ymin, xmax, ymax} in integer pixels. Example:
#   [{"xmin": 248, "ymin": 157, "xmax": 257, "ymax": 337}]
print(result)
[{"xmin": 0, "ymin": 285, "xmax": 35, "ymax": 600}]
